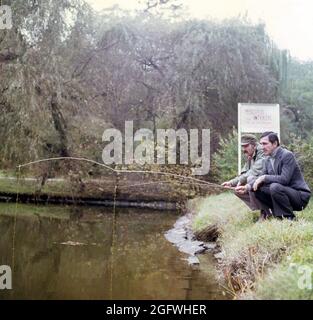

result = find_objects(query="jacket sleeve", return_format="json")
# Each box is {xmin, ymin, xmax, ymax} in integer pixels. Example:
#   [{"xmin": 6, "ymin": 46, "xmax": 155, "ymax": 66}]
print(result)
[
  {"xmin": 238, "ymin": 156, "xmax": 264, "ymax": 185},
  {"xmin": 247, "ymin": 158, "xmax": 268, "ymax": 190},
  {"xmin": 261, "ymin": 158, "xmax": 268, "ymax": 175},
  {"xmin": 264, "ymin": 152, "xmax": 296, "ymax": 185},
  {"xmin": 229, "ymin": 161, "xmax": 249, "ymax": 186}
]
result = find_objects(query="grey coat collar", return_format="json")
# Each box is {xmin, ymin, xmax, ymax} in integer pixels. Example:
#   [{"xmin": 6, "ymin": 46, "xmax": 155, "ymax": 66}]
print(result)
[
  {"xmin": 271, "ymin": 147, "xmax": 284, "ymax": 174},
  {"xmin": 269, "ymin": 146, "xmax": 282, "ymax": 159}
]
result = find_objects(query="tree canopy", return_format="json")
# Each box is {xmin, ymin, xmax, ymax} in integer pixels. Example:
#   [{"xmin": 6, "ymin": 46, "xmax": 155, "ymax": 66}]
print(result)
[{"xmin": 0, "ymin": 0, "xmax": 311, "ymax": 170}]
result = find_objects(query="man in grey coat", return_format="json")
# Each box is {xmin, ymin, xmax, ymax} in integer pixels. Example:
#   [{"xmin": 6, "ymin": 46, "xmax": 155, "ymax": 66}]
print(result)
[
  {"xmin": 252, "ymin": 131, "xmax": 311, "ymax": 220},
  {"xmin": 222, "ymin": 134, "xmax": 267, "ymax": 216}
]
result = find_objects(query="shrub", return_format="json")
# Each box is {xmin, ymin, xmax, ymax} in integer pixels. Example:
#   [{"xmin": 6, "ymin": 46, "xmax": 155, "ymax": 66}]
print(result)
[
  {"xmin": 211, "ymin": 128, "xmax": 238, "ymax": 183},
  {"xmin": 287, "ymin": 135, "xmax": 313, "ymax": 189}
]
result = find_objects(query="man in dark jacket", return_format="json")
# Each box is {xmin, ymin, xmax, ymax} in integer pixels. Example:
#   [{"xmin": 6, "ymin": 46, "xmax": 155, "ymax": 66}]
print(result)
[{"xmin": 252, "ymin": 131, "xmax": 311, "ymax": 220}]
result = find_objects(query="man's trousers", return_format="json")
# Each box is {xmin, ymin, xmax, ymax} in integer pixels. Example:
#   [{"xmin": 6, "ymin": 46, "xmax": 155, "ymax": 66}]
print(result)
[
  {"xmin": 235, "ymin": 176, "xmax": 270, "ymax": 214},
  {"xmin": 254, "ymin": 183, "xmax": 307, "ymax": 218}
]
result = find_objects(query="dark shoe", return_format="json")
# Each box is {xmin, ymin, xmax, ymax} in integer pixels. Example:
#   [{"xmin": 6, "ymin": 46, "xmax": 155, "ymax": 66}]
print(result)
[
  {"xmin": 257, "ymin": 210, "xmax": 272, "ymax": 222},
  {"xmin": 283, "ymin": 216, "xmax": 295, "ymax": 221},
  {"xmin": 276, "ymin": 215, "xmax": 296, "ymax": 221}
]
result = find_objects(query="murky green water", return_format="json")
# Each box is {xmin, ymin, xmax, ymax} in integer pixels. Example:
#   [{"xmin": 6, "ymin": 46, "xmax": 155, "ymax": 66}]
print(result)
[{"xmin": 0, "ymin": 203, "xmax": 227, "ymax": 300}]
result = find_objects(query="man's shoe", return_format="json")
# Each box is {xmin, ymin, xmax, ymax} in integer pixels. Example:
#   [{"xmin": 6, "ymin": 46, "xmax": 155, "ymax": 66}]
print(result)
[
  {"xmin": 276, "ymin": 215, "xmax": 296, "ymax": 221},
  {"xmin": 257, "ymin": 210, "xmax": 272, "ymax": 222},
  {"xmin": 283, "ymin": 216, "xmax": 295, "ymax": 221}
]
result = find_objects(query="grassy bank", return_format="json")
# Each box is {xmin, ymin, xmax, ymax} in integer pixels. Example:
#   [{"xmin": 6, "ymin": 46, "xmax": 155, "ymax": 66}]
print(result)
[
  {"xmin": 190, "ymin": 192, "xmax": 313, "ymax": 299},
  {"xmin": 0, "ymin": 202, "xmax": 71, "ymax": 220}
]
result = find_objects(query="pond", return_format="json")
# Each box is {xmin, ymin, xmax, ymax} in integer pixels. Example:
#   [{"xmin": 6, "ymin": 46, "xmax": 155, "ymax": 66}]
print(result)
[{"xmin": 0, "ymin": 203, "xmax": 228, "ymax": 300}]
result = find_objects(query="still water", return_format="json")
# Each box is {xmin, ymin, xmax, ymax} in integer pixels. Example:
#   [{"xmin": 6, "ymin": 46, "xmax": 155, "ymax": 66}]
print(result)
[{"xmin": 0, "ymin": 203, "xmax": 227, "ymax": 300}]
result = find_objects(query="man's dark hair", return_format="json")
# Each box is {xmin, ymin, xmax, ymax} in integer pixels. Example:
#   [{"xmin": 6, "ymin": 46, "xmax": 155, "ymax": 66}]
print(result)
[{"xmin": 260, "ymin": 131, "xmax": 280, "ymax": 146}]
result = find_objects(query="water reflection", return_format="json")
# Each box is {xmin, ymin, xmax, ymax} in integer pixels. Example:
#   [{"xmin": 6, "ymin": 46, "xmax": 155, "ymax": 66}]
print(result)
[{"xmin": 0, "ymin": 203, "xmax": 227, "ymax": 300}]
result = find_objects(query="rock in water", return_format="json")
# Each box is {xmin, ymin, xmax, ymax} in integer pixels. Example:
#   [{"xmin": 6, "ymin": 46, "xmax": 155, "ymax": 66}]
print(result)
[
  {"xmin": 187, "ymin": 255, "xmax": 200, "ymax": 265},
  {"xmin": 165, "ymin": 215, "xmax": 214, "ymax": 265}
]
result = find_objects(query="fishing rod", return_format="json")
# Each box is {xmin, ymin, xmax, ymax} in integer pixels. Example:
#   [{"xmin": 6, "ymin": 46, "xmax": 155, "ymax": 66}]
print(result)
[{"xmin": 17, "ymin": 156, "xmax": 229, "ymax": 190}]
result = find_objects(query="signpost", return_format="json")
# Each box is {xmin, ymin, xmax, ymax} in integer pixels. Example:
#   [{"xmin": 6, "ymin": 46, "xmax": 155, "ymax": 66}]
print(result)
[{"xmin": 238, "ymin": 103, "xmax": 280, "ymax": 174}]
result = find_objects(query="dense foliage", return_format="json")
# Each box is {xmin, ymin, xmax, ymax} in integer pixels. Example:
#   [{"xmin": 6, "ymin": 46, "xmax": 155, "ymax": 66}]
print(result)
[
  {"xmin": 1, "ymin": 0, "xmax": 283, "ymax": 169},
  {"xmin": 0, "ymin": 0, "xmax": 312, "ymax": 178}
]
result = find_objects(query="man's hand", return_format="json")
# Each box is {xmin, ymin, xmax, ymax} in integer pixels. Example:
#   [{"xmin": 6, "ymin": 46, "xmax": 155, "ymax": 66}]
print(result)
[
  {"xmin": 253, "ymin": 175, "xmax": 266, "ymax": 191},
  {"xmin": 221, "ymin": 181, "xmax": 232, "ymax": 187},
  {"xmin": 235, "ymin": 185, "xmax": 248, "ymax": 195}
]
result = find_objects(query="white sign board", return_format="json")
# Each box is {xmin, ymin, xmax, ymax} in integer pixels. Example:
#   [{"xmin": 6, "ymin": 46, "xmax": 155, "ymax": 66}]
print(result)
[{"xmin": 238, "ymin": 103, "xmax": 280, "ymax": 174}]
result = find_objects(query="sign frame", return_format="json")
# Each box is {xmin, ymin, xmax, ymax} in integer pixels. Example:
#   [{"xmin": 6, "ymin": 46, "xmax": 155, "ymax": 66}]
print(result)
[{"xmin": 238, "ymin": 103, "xmax": 280, "ymax": 174}]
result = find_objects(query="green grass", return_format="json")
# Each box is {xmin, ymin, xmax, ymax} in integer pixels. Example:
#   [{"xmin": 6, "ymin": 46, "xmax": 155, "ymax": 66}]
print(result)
[
  {"xmin": 0, "ymin": 202, "xmax": 71, "ymax": 220},
  {"xmin": 244, "ymin": 246, "xmax": 313, "ymax": 300},
  {"xmin": 190, "ymin": 192, "xmax": 313, "ymax": 299},
  {"xmin": 0, "ymin": 169, "xmax": 17, "ymax": 176},
  {"xmin": 191, "ymin": 192, "xmax": 257, "ymax": 234},
  {"xmin": 0, "ymin": 176, "xmax": 71, "ymax": 195}
]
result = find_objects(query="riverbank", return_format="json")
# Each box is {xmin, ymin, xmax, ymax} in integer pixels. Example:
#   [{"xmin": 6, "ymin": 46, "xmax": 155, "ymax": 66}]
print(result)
[
  {"xmin": 190, "ymin": 192, "xmax": 313, "ymax": 299},
  {"xmin": 0, "ymin": 172, "xmax": 220, "ymax": 210}
]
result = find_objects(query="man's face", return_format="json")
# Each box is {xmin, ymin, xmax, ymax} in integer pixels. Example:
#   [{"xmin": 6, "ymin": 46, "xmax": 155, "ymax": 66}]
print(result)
[
  {"xmin": 242, "ymin": 143, "xmax": 255, "ymax": 158},
  {"xmin": 260, "ymin": 136, "xmax": 277, "ymax": 155}
]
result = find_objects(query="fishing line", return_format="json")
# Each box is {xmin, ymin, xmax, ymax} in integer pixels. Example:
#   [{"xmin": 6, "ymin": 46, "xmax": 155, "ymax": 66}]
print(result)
[{"xmin": 12, "ymin": 165, "xmax": 21, "ymax": 275}]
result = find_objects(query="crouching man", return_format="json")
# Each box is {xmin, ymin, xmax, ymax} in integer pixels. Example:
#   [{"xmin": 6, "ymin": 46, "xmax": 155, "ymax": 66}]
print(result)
[
  {"xmin": 221, "ymin": 134, "xmax": 268, "ymax": 219},
  {"xmin": 251, "ymin": 131, "xmax": 311, "ymax": 220}
]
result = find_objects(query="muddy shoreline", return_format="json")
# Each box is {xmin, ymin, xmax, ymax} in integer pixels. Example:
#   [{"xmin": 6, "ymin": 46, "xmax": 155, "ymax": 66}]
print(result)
[{"xmin": 165, "ymin": 213, "xmax": 217, "ymax": 265}]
